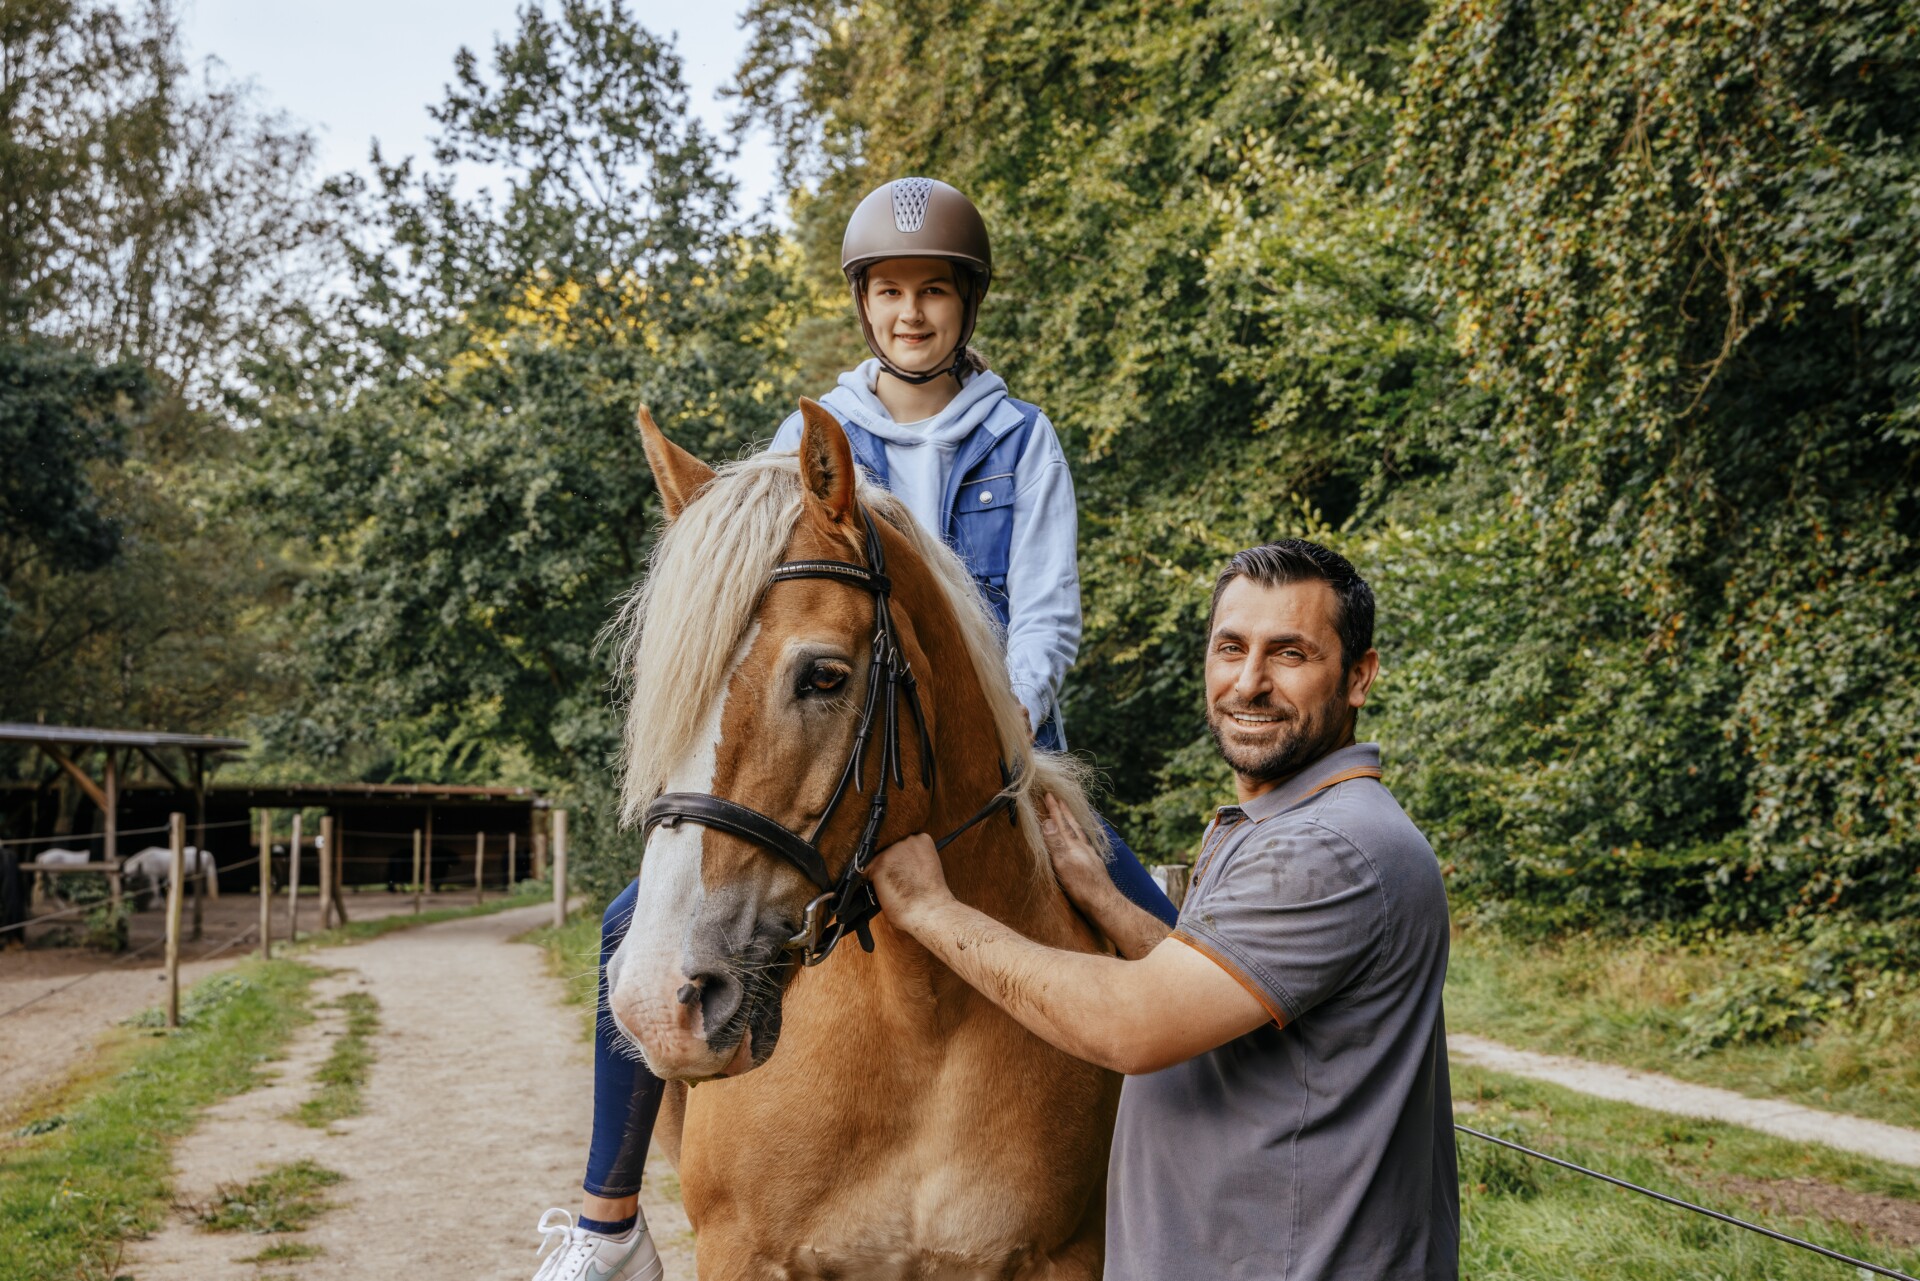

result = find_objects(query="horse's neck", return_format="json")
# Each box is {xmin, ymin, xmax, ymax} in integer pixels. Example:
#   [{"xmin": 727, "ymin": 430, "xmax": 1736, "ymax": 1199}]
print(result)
[{"xmin": 895, "ymin": 571, "xmax": 1059, "ymax": 936}]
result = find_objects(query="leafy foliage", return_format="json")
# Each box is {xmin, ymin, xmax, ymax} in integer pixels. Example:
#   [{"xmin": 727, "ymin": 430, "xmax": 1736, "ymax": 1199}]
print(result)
[{"xmin": 734, "ymin": 0, "xmax": 1920, "ymax": 942}]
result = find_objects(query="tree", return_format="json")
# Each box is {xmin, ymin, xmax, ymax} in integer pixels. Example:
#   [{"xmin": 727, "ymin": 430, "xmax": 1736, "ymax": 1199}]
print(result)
[
  {"xmin": 0, "ymin": 0, "xmax": 321, "ymax": 736},
  {"xmin": 244, "ymin": 1, "xmax": 815, "ymax": 894}
]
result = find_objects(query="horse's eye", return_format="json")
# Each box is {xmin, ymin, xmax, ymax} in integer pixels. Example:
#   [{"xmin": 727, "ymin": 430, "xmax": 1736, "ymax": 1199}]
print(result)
[{"xmin": 799, "ymin": 662, "xmax": 848, "ymax": 696}]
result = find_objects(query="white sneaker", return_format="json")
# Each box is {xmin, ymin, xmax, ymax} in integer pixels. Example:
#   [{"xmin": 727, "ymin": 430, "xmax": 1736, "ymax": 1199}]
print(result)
[{"xmin": 530, "ymin": 1207, "xmax": 665, "ymax": 1281}]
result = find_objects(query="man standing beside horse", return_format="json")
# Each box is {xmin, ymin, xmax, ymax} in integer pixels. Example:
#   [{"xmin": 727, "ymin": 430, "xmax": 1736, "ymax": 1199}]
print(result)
[{"xmin": 871, "ymin": 540, "xmax": 1460, "ymax": 1281}]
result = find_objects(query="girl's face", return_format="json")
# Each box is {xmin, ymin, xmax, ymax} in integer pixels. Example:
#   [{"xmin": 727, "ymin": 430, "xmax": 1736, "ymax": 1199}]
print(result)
[{"xmin": 862, "ymin": 258, "xmax": 965, "ymax": 376}]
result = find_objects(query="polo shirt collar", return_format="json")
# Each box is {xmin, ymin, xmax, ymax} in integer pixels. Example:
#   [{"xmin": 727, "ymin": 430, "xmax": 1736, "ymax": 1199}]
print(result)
[{"xmin": 1232, "ymin": 741, "xmax": 1383, "ymax": 824}]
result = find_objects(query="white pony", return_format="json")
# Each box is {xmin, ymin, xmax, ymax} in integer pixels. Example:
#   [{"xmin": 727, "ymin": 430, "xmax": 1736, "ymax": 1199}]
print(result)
[
  {"xmin": 123, "ymin": 845, "xmax": 220, "ymax": 905},
  {"xmin": 30, "ymin": 848, "xmax": 91, "ymax": 909}
]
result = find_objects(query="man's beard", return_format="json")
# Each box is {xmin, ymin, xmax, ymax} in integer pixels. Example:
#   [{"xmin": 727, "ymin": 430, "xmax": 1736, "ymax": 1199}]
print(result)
[{"xmin": 1206, "ymin": 684, "xmax": 1350, "ymax": 785}]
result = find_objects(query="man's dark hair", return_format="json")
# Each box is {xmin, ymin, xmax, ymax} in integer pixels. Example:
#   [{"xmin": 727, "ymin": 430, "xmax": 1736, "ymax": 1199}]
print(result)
[{"xmin": 1207, "ymin": 539, "xmax": 1375, "ymax": 669}]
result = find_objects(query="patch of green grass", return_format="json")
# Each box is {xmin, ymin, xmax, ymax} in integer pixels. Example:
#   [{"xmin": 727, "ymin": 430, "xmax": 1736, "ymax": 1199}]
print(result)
[
  {"xmin": 0, "ymin": 959, "xmax": 320, "ymax": 1280},
  {"xmin": 525, "ymin": 910, "xmax": 602, "ymax": 1042},
  {"xmin": 194, "ymin": 1159, "xmax": 344, "ymax": 1234},
  {"xmin": 1448, "ymin": 928, "xmax": 1920, "ymax": 1127},
  {"xmin": 1453, "ymin": 1063, "xmax": 1920, "ymax": 1278},
  {"xmin": 295, "ymin": 991, "xmax": 380, "ymax": 1128},
  {"xmin": 236, "ymin": 1237, "xmax": 325, "ymax": 1262}
]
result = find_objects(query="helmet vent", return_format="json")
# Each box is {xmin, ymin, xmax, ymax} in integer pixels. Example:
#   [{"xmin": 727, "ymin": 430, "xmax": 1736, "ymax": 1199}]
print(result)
[{"xmin": 891, "ymin": 177, "xmax": 934, "ymax": 233}]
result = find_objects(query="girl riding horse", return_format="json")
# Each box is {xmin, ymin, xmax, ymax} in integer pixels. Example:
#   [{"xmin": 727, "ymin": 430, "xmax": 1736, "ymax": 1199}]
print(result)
[{"xmin": 529, "ymin": 178, "xmax": 1174, "ymax": 1281}]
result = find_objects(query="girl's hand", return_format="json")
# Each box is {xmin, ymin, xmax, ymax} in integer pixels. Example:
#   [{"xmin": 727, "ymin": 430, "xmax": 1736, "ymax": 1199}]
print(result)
[{"xmin": 1042, "ymin": 794, "xmax": 1109, "ymax": 909}]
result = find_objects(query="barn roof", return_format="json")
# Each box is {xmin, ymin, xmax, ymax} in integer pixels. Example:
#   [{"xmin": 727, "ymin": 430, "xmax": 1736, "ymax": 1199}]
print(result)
[{"xmin": 0, "ymin": 722, "xmax": 250, "ymax": 752}]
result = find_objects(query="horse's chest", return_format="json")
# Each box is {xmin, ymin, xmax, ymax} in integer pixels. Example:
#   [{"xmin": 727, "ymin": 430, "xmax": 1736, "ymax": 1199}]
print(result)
[{"xmin": 679, "ymin": 1054, "xmax": 1110, "ymax": 1279}]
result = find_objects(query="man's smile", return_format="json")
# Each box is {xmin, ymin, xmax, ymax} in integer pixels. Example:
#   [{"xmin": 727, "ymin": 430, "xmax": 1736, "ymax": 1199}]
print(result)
[{"xmin": 1220, "ymin": 708, "xmax": 1288, "ymax": 727}]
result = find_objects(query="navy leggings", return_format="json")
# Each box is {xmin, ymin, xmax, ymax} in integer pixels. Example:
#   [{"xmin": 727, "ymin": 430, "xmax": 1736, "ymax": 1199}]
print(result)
[{"xmin": 583, "ymin": 813, "xmax": 1176, "ymax": 1196}]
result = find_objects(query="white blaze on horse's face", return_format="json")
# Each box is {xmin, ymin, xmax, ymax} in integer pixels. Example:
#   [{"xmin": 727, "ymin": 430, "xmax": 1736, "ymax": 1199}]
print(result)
[{"xmin": 608, "ymin": 624, "xmax": 781, "ymax": 1081}]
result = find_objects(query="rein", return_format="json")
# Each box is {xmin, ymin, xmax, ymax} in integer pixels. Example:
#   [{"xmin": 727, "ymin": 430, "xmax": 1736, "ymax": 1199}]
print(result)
[{"xmin": 643, "ymin": 500, "xmax": 1017, "ymax": 966}]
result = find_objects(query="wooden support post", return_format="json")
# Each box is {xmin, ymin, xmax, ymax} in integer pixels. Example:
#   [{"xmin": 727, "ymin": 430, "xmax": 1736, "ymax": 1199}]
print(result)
[
  {"xmin": 474, "ymin": 831, "xmax": 486, "ymax": 906},
  {"xmin": 165, "ymin": 813, "xmax": 185, "ymax": 1028},
  {"xmin": 507, "ymin": 831, "xmax": 518, "ymax": 890},
  {"xmin": 411, "ymin": 828, "xmax": 423, "ymax": 915},
  {"xmin": 285, "ymin": 813, "xmax": 303, "ymax": 942},
  {"xmin": 189, "ymin": 755, "xmax": 204, "ymax": 941},
  {"xmin": 424, "ymin": 803, "xmax": 435, "ymax": 901},
  {"xmin": 104, "ymin": 748, "xmax": 121, "ymax": 921},
  {"xmin": 330, "ymin": 823, "xmax": 349, "ymax": 926},
  {"xmin": 552, "ymin": 809, "xmax": 568, "ymax": 928},
  {"xmin": 258, "ymin": 810, "xmax": 273, "ymax": 960},
  {"xmin": 533, "ymin": 827, "xmax": 547, "ymax": 880},
  {"xmin": 318, "ymin": 815, "xmax": 335, "ymax": 934}
]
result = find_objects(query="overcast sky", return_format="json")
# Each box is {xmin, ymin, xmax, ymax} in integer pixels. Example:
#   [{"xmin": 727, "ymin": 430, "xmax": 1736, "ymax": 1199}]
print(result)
[{"xmin": 176, "ymin": 0, "xmax": 780, "ymax": 216}]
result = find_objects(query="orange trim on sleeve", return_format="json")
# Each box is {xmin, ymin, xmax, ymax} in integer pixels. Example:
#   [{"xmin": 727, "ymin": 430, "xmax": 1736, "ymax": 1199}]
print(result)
[
  {"xmin": 1171, "ymin": 930, "xmax": 1288, "ymax": 1029},
  {"xmin": 1300, "ymin": 766, "xmax": 1383, "ymax": 797}
]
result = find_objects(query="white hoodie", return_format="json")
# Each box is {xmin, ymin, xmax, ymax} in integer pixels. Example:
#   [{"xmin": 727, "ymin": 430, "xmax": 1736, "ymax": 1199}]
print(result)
[{"xmin": 771, "ymin": 359, "xmax": 1082, "ymax": 738}]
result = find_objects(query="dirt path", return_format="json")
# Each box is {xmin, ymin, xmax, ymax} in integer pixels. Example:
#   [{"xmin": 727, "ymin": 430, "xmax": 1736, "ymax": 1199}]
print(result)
[
  {"xmin": 1451, "ymin": 1032, "xmax": 1920, "ymax": 1168},
  {"xmin": 124, "ymin": 903, "xmax": 694, "ymax": 1280},
  {"xmin": 0, "ymin": 890, "xmax": 505, "ymax": 1112}
]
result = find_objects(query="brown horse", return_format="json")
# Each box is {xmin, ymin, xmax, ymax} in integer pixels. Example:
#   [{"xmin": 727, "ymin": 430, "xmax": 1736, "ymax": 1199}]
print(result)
[{"xmin": 604, "ymin": 400, "xmax": 1119, "ymax": 1278}]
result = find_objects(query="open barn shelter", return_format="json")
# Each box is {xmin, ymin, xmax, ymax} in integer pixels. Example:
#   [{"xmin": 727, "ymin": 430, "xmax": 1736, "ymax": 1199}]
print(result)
[
  {"xmin": 208, "ymin": 782, "xmax": 550, "ymax": 897},
  {"xmin": 0, "ymin": 722, "xmax": 251, "ymax": 923},
  {"xmin": 2, "ymin": 723, "xmax": 551, "ymax": 942}
]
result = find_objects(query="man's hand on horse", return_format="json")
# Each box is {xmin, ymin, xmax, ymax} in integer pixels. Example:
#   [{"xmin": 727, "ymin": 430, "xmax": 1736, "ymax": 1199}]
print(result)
[
  {"xmin": 869, "ymin": 832, "xmax": 953, "ymax": 927},
  {"xmin": 1041, "ymin": 794, "xmax": 1108, "ymax": 909}
]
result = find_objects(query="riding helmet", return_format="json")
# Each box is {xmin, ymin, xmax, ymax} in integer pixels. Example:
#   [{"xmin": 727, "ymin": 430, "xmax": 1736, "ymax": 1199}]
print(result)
[{"xmin": 841, "ymin": 177, "xmax": 992, "ymax": 384}]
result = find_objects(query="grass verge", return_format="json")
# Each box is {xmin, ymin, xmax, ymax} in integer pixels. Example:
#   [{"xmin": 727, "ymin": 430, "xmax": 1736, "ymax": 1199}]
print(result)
[
  {"xmin": 1454, "ymin": 1061, "xmax": 1920, "ymax": 1278},
  {"xmin": 1448, "ymin": 929, "xmax": 1920, "ymax": 1127},
  {"xmin": 194, "ymin": 1158, "xmax": 344, "ymax": 1234},
  {"xmin": 525, "ymin": 910, "xmax": 602, "ymax": 1042},
  {"xmin": 0, "ymin": 959, "xmax": 320, "ymax": 1280},
  {"xmin": 295, "ymin": 991, "xmax": 380, "ymax": 1128}
]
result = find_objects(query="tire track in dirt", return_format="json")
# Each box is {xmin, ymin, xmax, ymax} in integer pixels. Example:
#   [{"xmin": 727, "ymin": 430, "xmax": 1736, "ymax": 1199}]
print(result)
[{"xmin": 125, "ymin": 903, "xmax": 694, "ymax": 1279}]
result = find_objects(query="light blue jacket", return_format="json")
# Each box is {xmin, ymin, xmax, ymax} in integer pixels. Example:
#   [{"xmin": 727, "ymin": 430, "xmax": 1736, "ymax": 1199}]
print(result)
[{"xmin": 771, "ymin": 359, "xmax": 1081, "ymax": 738}]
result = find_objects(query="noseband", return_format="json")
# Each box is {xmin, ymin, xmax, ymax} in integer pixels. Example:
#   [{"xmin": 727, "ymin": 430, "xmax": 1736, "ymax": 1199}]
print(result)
[{"xmin": 642, "ymin": 501, "xmax": 1016, "ymax": 966}]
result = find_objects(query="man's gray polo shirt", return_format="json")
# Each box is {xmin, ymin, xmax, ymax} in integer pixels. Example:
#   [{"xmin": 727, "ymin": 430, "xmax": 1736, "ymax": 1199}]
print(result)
[{"xmin": 1107, "ymin": 742, "xmax": 1458, "ymax": 1281}]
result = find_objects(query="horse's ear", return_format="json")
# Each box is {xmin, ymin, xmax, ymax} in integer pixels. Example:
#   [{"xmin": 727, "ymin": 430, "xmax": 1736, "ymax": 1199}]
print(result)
[
  {"xmin": 797, "ymin": 397, "xmax": 858, "ymax": 525},
  {"xmin": 636, "ymin": 405, "xmax": 715, "ymax": 520}
]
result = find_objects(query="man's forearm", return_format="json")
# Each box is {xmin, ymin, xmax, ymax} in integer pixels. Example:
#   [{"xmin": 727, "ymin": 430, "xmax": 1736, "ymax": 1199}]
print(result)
[
  {"xmin": 1075, "ymin": 877, "xmax": 1172, "ymax": 961},
  {"xmin": 907, "ymin": 897, "xmax": 1142, "ymax": 1072}
]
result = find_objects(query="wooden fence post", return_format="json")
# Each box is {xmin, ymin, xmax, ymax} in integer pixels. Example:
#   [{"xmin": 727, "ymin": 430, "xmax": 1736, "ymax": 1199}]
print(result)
[
  {"xmin": 104, "ymin": 748, "xmax": 121, "ymax": 920},
  {"xmin": 474, "ymin": 831, "xmax": 486, "ymax": 906},
  {"xmin": 411, "ymin": 828, "xmax": 423, "ymax": 916},
  {"xmin": 257, "ymin": 810, "xmax": 272, "ymax": 960},
  {"xmin": 318, "ymin": 816, "xmax": 335, "ymax": 933},
  {"xmin": 551, "ymin": 810, "xmax": 568, "ymax": 928},
  {"xmin": 165, "ymin": 813, "xmax": 185, "ymax": 1028},
  {"xmin": 285, "ymin": 813, "xmax": 303, "ymax": 943}
]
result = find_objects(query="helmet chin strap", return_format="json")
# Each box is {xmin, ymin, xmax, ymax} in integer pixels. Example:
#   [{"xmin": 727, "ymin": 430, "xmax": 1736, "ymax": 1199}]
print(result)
[{"xmin": 873, "ymin": 348, "xmax": 967, "ymax": 386}]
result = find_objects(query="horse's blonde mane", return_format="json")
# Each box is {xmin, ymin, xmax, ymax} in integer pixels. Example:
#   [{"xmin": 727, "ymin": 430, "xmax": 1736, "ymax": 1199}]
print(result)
[{"xmin": 611, "ymin": 449, "xmax": 1105, "ymax": 878}]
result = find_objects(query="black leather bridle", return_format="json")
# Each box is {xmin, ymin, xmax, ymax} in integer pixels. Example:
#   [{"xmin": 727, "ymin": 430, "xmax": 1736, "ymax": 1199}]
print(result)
[{"xmin": 642, "ymin": 501, "xmax": 1017, "ymax": 966}]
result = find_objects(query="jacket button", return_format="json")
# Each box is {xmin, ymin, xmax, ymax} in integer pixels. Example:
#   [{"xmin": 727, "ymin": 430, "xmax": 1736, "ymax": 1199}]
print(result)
[{"xmin": 979, "ymin": 490, "xmax": 994, "ymax": 504}]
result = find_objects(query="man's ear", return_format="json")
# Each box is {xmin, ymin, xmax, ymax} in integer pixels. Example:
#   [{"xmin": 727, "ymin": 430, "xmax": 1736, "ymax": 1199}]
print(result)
[
  {"xmin": 797, "ymin": 398, "xmax": 858, "ymax": 525},
  {"xmin": 636, "ymin": 405, "xmax": 715, "ymax": 520},
  {"xmin": 1346, "ymin": 650, "xmax": 1381, "ymax": 709}
]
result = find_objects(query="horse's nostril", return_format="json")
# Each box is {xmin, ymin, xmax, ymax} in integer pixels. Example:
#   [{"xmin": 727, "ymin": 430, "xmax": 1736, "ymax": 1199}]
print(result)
[{"xmin": 676, "ymin": 982, "xmax": 700, "ymax": 1007}]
